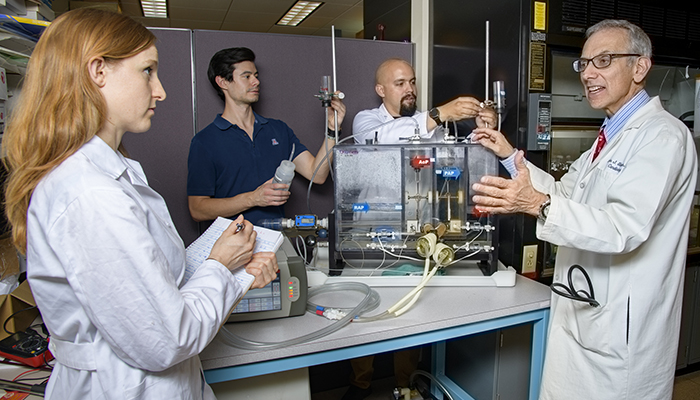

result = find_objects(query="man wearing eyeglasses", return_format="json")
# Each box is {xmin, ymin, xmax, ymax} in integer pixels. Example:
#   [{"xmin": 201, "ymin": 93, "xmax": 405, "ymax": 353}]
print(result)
[{"xmin": 469, "ymin": 19, "xmax": 697, "ymax": 400}]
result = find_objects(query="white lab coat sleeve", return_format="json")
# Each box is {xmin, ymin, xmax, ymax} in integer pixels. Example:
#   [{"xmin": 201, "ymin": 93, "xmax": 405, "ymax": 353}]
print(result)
[
  {"xmin": 536, "ymin": 124, "xmax": 689, "ymax": 254},
  {"xmin": 48, "ymin": 186, "xmax": 243, "ymax": 372}
]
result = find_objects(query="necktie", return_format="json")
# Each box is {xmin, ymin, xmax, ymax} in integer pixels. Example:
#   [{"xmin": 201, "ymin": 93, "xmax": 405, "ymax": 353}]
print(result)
[{"xmin": 592, "ymin": 126, "xmax": 606, "ymax": 161}]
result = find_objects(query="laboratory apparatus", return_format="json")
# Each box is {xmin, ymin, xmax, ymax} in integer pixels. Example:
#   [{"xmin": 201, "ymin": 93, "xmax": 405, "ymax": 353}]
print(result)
[
  {"xmin": 330, "ymin": 143, "xmax": 499, "ymax": 277},
  {"xmin": 227, "ymin": 237, "xmax": 308, "ymax": 322}
]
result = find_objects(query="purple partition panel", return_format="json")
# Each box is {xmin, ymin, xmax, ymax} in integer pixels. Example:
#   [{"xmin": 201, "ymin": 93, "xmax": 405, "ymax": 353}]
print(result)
[{"xmin": 127, "ymin": 27, "xmax": 413, "ymax": 246}]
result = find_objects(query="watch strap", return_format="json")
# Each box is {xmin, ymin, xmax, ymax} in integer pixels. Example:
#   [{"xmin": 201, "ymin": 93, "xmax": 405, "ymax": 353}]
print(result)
[
  {"xmin": 327, "ymin": 127, "xmax": 341, "ymax": 140},
  {"xmin": 538, "ymin": 194, "xmax": 551, "ymax": 222},
  {"xmin": 429, "ymin": 107, "xmax": 442, "ymax": 125}
]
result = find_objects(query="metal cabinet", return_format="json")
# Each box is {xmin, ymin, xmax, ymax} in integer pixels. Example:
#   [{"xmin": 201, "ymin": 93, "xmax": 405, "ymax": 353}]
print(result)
[
  {"xmin": 678, "ymin": 264, "xmax": 700, "ymax": 369},
  {"xmin": 445, "ymin": 324, "xmax": 533, "ymax": 400}
]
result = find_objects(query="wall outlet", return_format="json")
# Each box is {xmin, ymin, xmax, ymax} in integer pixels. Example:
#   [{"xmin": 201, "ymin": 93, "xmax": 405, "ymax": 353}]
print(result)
[{"xmin": 522, "ymin": 245, "xmax": 538, "ymax": 274}]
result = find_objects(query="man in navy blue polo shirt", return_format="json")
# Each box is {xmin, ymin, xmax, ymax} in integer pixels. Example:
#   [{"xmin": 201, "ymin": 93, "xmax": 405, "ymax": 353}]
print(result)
[{"xmin": 187, "ymin": 47, "xmax": 345, "ymax": 225}]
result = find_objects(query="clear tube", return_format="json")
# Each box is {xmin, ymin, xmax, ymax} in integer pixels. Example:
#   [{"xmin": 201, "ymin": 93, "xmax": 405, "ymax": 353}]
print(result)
[
  {"xmin": 410, "ymin": 370, "xmax": 455, "ymax": 400},
  {"xmin": 217, "ymin": 282, "xmax": 380, "ymax": 350}
]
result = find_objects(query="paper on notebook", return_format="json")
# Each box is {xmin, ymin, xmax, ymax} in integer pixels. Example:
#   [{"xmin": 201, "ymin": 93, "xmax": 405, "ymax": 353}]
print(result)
[{"xmin": 183, "ymin": 216, "xmax": 284, "ymax": 285}]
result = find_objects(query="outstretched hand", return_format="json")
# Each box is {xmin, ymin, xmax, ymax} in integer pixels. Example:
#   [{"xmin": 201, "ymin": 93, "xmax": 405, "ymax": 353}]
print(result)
[
  {"xmin": 471, "ymin": 151, "xmax": 546, "ymax": 217},
  {"xmin": 469, "ymin": 127, "xmax": 514, "ymax": 159},
  {"xmin": 476, "ymin": 107, "xmax": 497, "ymax": 129},
  {"xmin": 439, "ymin": 96, "xmax": 482, "ymax": 122}
]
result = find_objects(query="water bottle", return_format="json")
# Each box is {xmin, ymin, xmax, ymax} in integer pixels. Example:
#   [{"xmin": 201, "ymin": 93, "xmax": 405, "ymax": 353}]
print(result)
[{"xmin": 272, "ymin": 160, "xmax": 295, "ymax": 189}]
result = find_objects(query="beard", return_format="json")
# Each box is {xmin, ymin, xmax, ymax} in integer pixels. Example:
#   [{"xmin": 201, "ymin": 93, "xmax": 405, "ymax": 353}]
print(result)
[{"xmin": 399, "ymin": 94, "xmax": 417, "ymax": 116}]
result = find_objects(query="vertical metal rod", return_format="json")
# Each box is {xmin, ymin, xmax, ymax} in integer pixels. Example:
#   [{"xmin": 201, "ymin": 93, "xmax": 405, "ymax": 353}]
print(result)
[
  {"xmin": 485, "ymin": 21, "xmax": 490, "ymax": 101},
  {"xmin": 331, "ymin": 25, "xmax": 339, "ymax": 137}
]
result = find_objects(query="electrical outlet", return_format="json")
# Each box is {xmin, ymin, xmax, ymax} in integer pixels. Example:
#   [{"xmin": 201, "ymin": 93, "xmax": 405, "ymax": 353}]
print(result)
[{"xmin": 522, "ymin": 244, "xmax": 538, "ymax": 274}]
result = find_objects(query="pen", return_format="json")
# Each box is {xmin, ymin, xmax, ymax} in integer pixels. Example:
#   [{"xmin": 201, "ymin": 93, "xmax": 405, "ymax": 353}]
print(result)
[{"xmin": 234, "ymin": 223, "xmax": 244, "ymax": 234}]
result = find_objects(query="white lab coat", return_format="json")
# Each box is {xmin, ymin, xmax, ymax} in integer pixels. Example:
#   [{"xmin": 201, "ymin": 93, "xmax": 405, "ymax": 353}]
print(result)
[
  {"xmin": 352, "ymin": 103, "xmax": 441, "ymax": 144},
  {"xmin": 528, "ymin": 97, "xmax": 697, "ymax": 400},
  {"xmin": 26, "ymin": 137, "xmax": 246, "ymax": 399}
]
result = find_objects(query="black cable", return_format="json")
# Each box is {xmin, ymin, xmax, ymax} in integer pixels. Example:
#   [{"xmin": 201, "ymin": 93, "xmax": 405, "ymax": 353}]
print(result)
[
  {"xmin": 0, "ymin": 358, "xmax": 52, "ymax": 371},
  {"xmin": 551, "ymin": 264, "xmax": 600, "ymax": 307},
  {"xmin": 0, "ymin": 377, "xmax": 45, "ymax": 396},
  {"xmin": 3, "ymin": 305, "xmax": 38, "ymax": 335}
]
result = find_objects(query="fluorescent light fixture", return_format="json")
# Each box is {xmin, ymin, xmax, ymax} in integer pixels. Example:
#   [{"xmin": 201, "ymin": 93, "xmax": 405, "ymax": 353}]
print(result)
[
  {"xmin": 141, "ymin": 0, "xmax": 168, "ymax": 18},
  {"xmin": 276, "ymin": 1, "xmax": 323, "ymax": 26}
]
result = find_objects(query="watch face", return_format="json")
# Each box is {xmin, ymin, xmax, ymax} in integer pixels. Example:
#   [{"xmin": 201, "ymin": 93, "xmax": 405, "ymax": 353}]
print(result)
[{"xmin": 429, "ymin": 108, "xmax": 440, "ymax": 122}]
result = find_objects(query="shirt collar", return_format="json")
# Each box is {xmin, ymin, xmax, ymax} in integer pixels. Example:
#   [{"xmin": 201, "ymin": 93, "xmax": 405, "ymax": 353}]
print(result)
[
  {"xmin": 79, "ymin": 136, "xmax": 148, "ymax": 186},
  {"xmin": 601, "ymin": 89, "xmax": 650, "ymax": 141},
  {"xmin": 213, "ymin": 112, "xmax": 268, "ymax": 131}
]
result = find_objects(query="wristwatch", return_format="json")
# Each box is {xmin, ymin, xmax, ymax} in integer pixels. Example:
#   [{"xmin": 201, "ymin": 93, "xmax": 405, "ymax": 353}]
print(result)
[
  {"xmin": 538, "ymin": 194, "xmax": 551, "ymax": 222},
  {"xmin": 429, "ymin": 107, "xmax": 442, "ymax": 125},
  {"xmin": 327, "ymin": 127, "xmax": 341, "ymax": 140}
]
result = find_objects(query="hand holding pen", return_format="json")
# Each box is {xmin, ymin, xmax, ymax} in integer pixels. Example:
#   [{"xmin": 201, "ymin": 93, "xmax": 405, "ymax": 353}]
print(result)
[{"xmin": 207, "ymin": 215, "xmax": 257, "ymax": 271}]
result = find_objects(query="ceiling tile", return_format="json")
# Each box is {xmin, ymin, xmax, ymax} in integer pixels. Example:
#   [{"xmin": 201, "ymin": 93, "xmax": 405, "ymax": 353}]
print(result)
[
  {"xmin": 169, "ymin": 7, "xmax": 227, "ymax": 21},
  {"xmin": 168, "ymin": 18, "xmax": 226, "ymax": 30},
  {"xmin": 310, "ymin": 3, "xmax": 354, "ymax": 18},
  {"xmin": 169, "ymin": 0, "xmax": 232, "ymax": 9},
  {"xmin": 290, "ymin": 15, "xmax": 334, "ymax": 29},
  {"xmin": 56, "ymin": 0, "xmax": 364, "ymax": 37},
  {"xmin": 223, "ymin": 11, "xmax": 280, "ymax": 25},
  {"xmin": 228, "ymin": 0, "xmax": 291, "ymax": 13}
]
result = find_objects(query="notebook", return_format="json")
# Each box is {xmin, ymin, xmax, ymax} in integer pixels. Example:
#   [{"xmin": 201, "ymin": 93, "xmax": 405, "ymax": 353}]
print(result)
[{"xmin": 183, "ymin": 217, "xmax": 284, "ymax": 287}]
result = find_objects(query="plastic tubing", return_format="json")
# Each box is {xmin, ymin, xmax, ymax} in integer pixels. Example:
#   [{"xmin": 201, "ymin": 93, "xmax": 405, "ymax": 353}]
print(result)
[
  {"xmin": 410, "ymin": 370, "xmax": 455, "ymax": 400},
  {"xmin": 387, "ymin": 266, "xmax": 439, "ymax": 315},
  {"xmin": 217, "ymin": 282, "xmax": 380, "ymax": 350}
]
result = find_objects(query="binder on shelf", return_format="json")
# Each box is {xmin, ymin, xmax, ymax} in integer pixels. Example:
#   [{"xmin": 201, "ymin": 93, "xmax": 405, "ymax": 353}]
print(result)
[{"xmin": 0, "ymin": 14, "xmax": 50, "ymax": 43}]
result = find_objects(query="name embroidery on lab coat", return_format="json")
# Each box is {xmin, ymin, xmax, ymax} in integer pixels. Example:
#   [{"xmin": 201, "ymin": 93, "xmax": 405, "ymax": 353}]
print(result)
[{"xmin": 606, "ymin": 159, "xmax": 625, "ymax": 173}]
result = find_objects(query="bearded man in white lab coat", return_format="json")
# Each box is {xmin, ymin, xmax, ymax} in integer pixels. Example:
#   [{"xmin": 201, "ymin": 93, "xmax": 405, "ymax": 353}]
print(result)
[{"xmin": 469, "ymin": 19, "xmax": 698, "ymax": 400}]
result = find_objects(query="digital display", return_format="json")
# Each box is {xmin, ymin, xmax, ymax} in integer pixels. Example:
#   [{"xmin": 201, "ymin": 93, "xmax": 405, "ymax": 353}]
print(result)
[
  {"xmin": 295, "ymin": 215, "xmax": 316, "ymax": 227},
  {"xmin": 230, "ymin": 276, "xmax": 282, "ymax": 314}
]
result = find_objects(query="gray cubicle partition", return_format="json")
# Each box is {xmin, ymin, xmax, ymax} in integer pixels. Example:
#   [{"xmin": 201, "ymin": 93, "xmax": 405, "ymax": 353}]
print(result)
[
  {"xmin": 123, "ymin": 28, "xmax": 413, "ymax": 246},
  {"xmin": 122, "ymin": 28, "xmax": 197, "ymax": 243}
]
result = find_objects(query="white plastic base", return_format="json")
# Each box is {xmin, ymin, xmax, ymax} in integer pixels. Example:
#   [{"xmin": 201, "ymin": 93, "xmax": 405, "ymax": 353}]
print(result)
[{"xmin": 310, "ymin": 262, "xmax": 516, "ymax": 288}]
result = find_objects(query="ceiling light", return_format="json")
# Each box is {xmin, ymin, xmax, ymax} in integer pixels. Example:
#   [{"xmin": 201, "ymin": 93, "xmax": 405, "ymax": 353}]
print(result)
[
  {"xmin": 141, "ymin": 0, "xmax": 168, "ymax": 18},
  {"xmin": 276, "ymin": 1, "xmax": 323, "ymax": 26}
]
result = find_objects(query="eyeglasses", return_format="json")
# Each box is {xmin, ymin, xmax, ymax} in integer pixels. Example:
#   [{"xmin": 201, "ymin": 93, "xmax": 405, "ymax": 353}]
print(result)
[{"xmin": 572, "ymin": 53, "xmax": 641, "ymax": 73}]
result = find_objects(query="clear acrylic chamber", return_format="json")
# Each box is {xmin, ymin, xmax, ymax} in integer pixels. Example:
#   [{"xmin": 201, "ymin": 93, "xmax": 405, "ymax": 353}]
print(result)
[{"xmin": 331, "ymin": 143, "xmax": 500, "ymax": 276}]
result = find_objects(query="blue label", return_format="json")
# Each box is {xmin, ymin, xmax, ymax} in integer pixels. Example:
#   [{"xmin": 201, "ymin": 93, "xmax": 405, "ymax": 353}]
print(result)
[
  {"xmin": 437, "ymin": 167, "xmax": 461, "ymax": 179},
  {"xmin": 353, "ymin": 203, "xmax": 370, "ymax": 212}
]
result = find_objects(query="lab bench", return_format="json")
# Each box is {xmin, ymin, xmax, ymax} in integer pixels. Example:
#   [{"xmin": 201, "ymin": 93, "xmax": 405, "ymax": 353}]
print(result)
[{"xmin": 201, "ymin": 275, "xmax": 551, "ymax": 400}]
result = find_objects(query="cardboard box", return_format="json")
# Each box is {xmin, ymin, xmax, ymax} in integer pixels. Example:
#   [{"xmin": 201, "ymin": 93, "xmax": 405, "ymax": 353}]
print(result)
[
  {"xmin": 0, "ymin": 236, "xmax": 19, "ymax": 280},
  {"xmin": 0, "ymin": 280, "xmax": 38, "ymax": 341},
  {"xmin": 0, "ymin": 235, "xmax": 34, "ymax": 341}
]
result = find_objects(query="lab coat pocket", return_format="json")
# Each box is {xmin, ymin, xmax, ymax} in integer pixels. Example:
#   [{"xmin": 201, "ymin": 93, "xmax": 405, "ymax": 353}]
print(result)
[
  {"xmin": 571, "ymin": 301, "xmax": 611, "ymax": 355},
  {"xmin": 580, "ymin": 164, "xmax": 620, "ymax": 207}
]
